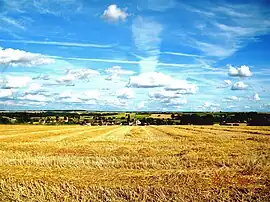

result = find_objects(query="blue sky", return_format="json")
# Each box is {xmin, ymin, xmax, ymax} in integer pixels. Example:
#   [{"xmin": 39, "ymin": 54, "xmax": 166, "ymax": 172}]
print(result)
[{"xmin": 0, "ymin": 0, "xmax": 269, "ymax": 111}]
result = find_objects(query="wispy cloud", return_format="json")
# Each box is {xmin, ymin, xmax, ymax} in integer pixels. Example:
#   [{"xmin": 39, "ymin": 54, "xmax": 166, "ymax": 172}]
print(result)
[
  {"xmin": 132, "ymin": 16, "xmax": 163, "ymax": 72},
  {"xmin": 0, "ymin": 16, "xmax": 25, "ymax": 30},
  {"xmin": 178, "ymin": 2, "xmax": 270, "ymax": 58},
  {"xmin": 2, "ymin": 0, "xmax": 82, "ymax": 17},
  {"xmin": 49, "ymin": 55, "xmax": 199, "ymax": 68},
  {"xmin": 162, "ymin": 51, "xmax": 202, "ymax": 57},
  {"xmin": 0, "ymin": 39, "xmax": 114, "ymax": 48}
]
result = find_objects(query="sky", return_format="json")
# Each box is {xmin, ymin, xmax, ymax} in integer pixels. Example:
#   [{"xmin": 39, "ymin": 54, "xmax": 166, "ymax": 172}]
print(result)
[{"xmin": 0, "ymin": 0, "xmax": 269, "ymax": 111}]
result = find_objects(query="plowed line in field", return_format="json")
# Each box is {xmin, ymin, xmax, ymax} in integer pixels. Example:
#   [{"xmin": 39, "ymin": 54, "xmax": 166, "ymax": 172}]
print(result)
[
  {"xmin": 0, "ymin": 127, "xmax": 89, "ymax": 140},
  {"xmin": 1, "ymin": 127, "xmax": 78, "ymax": 136},
  {"xmin": 86, "ymin": 126, "xmax": 131, "ymax": 141},
  {"xmin": 176, "ymin": 126, "xmax": 270, "ymax": 136},
  {"xmin": 203, "ymin": 126, "xmax": 270, "ymax": 135},
  {"xmin": 40, "ymin": 127, "xmax": 119, "ymax": 142},
  {"xmin": 144, "ymin": 126, "xmax": 174, "ymax": 140},
  {"xmin": 150, "ymin": 126, "xmax": 192, "ymax": 139},
  {"xmin": 137, "ymin": 127, "xmax": 157, "ymax": 141}
]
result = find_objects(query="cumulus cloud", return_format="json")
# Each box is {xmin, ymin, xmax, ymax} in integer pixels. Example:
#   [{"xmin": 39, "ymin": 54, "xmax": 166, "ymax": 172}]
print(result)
[
  {"xmin": 0, "ymin": 89, "xmax": 13, "ymax": 98},
  {"xmin": 56, "ymin": 68, "xmax": 99, "ymax": 85},
  {"xmin": 164, "ymin": 80, "xmax": 198, "ymax": 94},
  {"xmin": 33, "ymin": 74, "xmax": 50, "ymax": 80},
  {"xmin": 56, "ymin": 74, "xmax": 75, "ymax": 85},
  {"xmin": 21, "ymin": 94, "xmax": 49, "ymax": 102},
  {"xmin": 58, "ymin": 91, "xmax": 82, "ymax": 103},
  {"xmin": 137, "ymin": 101, "xmax": 145, "ymax": 109},
  {"xmin": 3, "ymin": 76, "xmax": 32, "ymax": 88},
  {"xmin": 24, "ymin": 83, "xmax": 48, "ymax": 95},
  {"xmin": 225, "ymin": 96, "xmax": 240, "ymax": 102},
  {"xmin": 59, "ymin": 90, "xmax": 73, "ymax": 99},
  {"xmin": 253, "ymin": 93, "xmax": 260, "ymax": 101},
  {"xmin": 116, "ymin": 88, "xmax": 134, "ymax": 99},
  {"xmin": 218, "ymin": 80, "xmax": 232, "ymax": 88},
  {"xmin": 231, "ymin": 81, "xmax": 248, "ymax": 90},
  {"xmin": 149, "ymin": 90, "xmax": 181, "ymax": 100},
  {"xmin": 105, "ymin": 66, "xmax": 135, "ymax": 81},
  {"xmin": 228, "ymin": 65, "xmax": 252, "ymax": 77},
  {"xmin": 166, "ymin": 98, "xmax": 187, "ymax": 106},
  {"xmin": 81, "ymin": 90, "xmax": 101, "ymax": 101},
  {"xmin": 203, "ymin": 102, "xmax": 220, "ymax": 111},
  {"xmin": 58, "ymin": 90, "xmax": 100, "ymax": 103},
  {"xmin": 128, "ymin": 72, "xmax": 198, "ymax": 94},
  {"xmin": 127, "ymin": 72, "xmax": 172, "ymax": 88},
  {"xmin": 0, "ymin": 48, "xmax": 54, "ymax": 67},
  {"xmin": 67, "ymin": 68, "xmax": 100, "ymax": 81},
  {"xmin": 102, "ymin": 4, "xmax": 128, "ymax": 22}
]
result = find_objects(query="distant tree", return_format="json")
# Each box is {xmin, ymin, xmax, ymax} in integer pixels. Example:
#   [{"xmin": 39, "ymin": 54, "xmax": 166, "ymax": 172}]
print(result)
[
  {"xmin": 171, "ymin": 114, "xmax": 175, "ymax": 119},
  {"xmin": 0, "ymin": 117, "xmax": 10, "ymax": 124}
]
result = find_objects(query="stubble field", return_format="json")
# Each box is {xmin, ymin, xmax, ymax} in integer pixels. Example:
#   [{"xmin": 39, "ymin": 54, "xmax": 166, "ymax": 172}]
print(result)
[{"xmin": 0, "ymin": 125, "xmax": 269, "ymax": 201}]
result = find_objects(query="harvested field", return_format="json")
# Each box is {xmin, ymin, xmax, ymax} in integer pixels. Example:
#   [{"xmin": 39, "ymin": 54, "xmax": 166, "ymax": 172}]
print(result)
[{"xmin": 0, "ymin": 125, "xmax": 269, "ymax": 201}]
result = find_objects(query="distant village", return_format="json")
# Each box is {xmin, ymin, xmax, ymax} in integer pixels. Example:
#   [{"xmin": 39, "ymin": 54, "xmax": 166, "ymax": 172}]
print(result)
[{"xmin": 0, "ymin": 111, "xmax": 270, "ymax": 126}]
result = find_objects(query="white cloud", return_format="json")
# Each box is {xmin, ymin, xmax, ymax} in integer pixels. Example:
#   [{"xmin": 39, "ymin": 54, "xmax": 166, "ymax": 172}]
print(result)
[
  {"xmin": 59, "ymin": 90, "xmax": 73, "ymax": 99},
  {"xmin": 137, "ymin": 101, "xmax": 145, "ymax": 109},
  {"xmin": 149, "ymin": 90, "xmax": 181, "ymax": 100},
  {"xmin": 164, "ymin": 80, "xmax": 198, "ymax": 94},
  {"xmin": 50, "ymin": 55, "xmax": 199, "ymax": 68},
  {"xmin": 132, "ymin": 16, "xmax": 163, "ymax": 72},
  {"xmin": 218, "ymin": 80, "xmax": 232, "ymax": 88},
  {"xmin": 128, "ymin": 72, "xmax": 172, "ymax": 88},
  {"xmin": 195, "ymin": 41, "xmax": 237, "ymax": 58},
  {"xmin": 128, "ymin": 72, "xmax": 198, "ymax": 94},
  {"xmin": 253, "ymin": 93, "xmax": 260, "ymax": 101},
  {"xmin": 56, "ymin": 68, "xmax": 99, "ymax": 85},
  {"xmin": 102, "ymin": 4, "xmax": 128, "ymax": 22},
  {"xmin": 67, "ymin": 68, "xmax": 100, "ymax": 81},
  {"xmin": 231, "ymin": 81, "xmax": 248, "ymax": 90},
  {"xmin": 21, "ymin": 94, "xmax": 49, "ymax": 102},
  {"xmin": 224, "ymin": 80, "xmax": 232, "ymax": 85},
  {"xmin": 58, "ymin": 91, "xmax": 82, "ymax": 103},
  {"xmin": 162, "ymin": 51, "xmax": 201, "ymax": 57},
  {"xmin": 228, "ymin": 65, "xmax": 252, "ymax": 77},
  {"xmin": 166, "ymin": 98, "xmax": 187, "ymax": 106},
  {"xmin": 203, "ymin": 102, "xmax": 220, "ymax": 108},
  {"xmin": 180, "ymin": 2, "xmax": 270, "ymax": 59},
  {"xmin": 138, "ymin": 0, "xmax": 176, "ymax": 12},
  {"xmin": 33, "ymin": 74, "xmax": 50, "ymax": 80},
  {"xmin": 105, "ymin": 66, "xmax": 135, "ymax": 81},
  {"xmin": 2, "ymin": 0, "xmax": 82, "ymax": 17},
  {"xmin": 4, "ymin": 76, "xmax": 32, "ymax": 88},
  {"xmin": 138, "ymin": 56, "xmax": 159, "ymax": 73},
  {"xmin": 58, "ymin": 90, "xmax": 100, "ymax": 103},
  {"xmin": 0, "ymin": 39, "xmax": 113, "ymax": 48},
  {"xmin": 116, "ymin": 88, "xmax": 134, "ymax": 99},
  {"xmin": 81, "ymin": 90, "xmax": 100, "ymax": 101},
  {"xmin": 0, "ymin": 16, "xmax": 25, "ymax": 30},
  {"xmin": 224, "ymin": 96, "xmax": 240, "ymax": 102},
  {"xmin": 24, "ymin": 83, "xmax": 48, "ymax": 96},
  {"xmin": 0, "ymin": 48, "xmax": 54, "ymax": 67},
  {"xmin": 0, "ymin": 89, "xmax": 13, "ymax": 98},
  {"xmin": 56, "ymin": 74, "xmax": 75, "ymax": 84}
]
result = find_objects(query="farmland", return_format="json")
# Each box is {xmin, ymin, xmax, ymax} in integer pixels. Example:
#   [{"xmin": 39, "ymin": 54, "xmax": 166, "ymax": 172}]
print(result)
[{"xmin": 0, "ymin": 125, "xmax": 269, "ymax": 201}]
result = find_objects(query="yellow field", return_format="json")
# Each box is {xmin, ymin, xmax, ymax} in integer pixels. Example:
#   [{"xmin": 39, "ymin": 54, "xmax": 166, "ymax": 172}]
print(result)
[{"xmin": 0, "ymin": 125, "xmax": 269, "ymax": 201}]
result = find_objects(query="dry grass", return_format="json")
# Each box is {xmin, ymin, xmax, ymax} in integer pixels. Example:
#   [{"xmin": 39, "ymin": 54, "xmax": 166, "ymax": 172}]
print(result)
[
  {"xmin": 0, "ymin": 125, "xmax": 269, "ymax": 201},
  {"xmin": 150, "ymin": 114, "xmax": 172, "ymax": 119}
]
